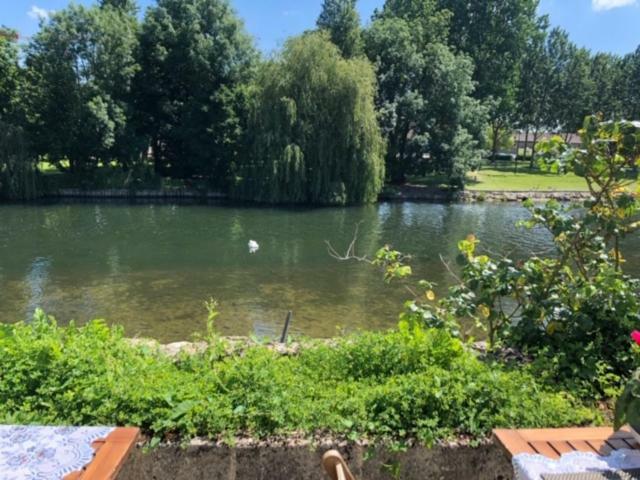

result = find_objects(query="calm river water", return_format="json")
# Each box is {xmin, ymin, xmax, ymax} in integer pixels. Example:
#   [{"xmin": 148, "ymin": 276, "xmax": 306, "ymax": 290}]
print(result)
[{"xmin": 1, "ymin": 201, "xmax": 639, "ymax": 342}]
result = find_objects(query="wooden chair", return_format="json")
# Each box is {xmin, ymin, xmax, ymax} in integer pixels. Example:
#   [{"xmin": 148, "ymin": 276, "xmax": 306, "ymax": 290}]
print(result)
[{"xmin": 322, "ymin": 450, "xmax": 356, "ymax": 480}]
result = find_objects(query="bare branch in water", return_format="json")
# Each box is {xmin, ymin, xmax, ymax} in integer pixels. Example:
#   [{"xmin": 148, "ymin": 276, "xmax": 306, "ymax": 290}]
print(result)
[
  {"xmin": 326, "ymin": 222, "xmax": 373, "ymax": 264},
  {"xmin": 439, "ymin": 254, "xmax": 463, "ymax": 284}
]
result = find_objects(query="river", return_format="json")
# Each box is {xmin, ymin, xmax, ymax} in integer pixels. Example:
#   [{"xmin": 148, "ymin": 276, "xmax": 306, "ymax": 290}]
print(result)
[{"xmin": 1, "ymin": 201, "xmax": 638, "ymax": 342}]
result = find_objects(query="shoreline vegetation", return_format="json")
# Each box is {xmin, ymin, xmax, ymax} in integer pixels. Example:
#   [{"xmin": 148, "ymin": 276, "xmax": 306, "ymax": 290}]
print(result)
[
  {"xmin": 0, "ymin": 311, "xmax": 601, "ymax": 446},
  {"xmin": 2, "ymin": 0, "xmax": 640, "ymax": 204},
  {"xmin": 39, "ymin": 185, "xmax": 593, "ymax": 204},
  {"xmin": 18, "ymin": 163, "xmax": 602, "ymax": 204}
]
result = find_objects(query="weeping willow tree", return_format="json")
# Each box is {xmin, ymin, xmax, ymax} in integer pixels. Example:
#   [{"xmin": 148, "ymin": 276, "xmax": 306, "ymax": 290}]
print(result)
[
  {"xmin": 235, "ymin": 32, "xmax": 385, "ymax": 205},
  {"xmin": 0, "ymin": 29, "xmax": 37, "ymax": 200},
  {"xmin": 0, "ymin": 123, "xmax": 37, "ymax": 200}
]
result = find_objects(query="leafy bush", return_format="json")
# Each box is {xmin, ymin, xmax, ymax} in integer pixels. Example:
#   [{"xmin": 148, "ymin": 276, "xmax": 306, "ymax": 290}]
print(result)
[
  {"xmin": 0, "ymin": 311, "xmax": 598, "ymax": 445},
  {"xmin": 372, "ymin": 117, "xmax": 640, "ymax": 399}
]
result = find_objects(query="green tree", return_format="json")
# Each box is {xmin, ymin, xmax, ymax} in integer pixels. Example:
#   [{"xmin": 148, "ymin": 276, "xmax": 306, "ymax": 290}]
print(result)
[
  {"xmin": 99, "ymin": 0, "xmax": 137, "ymax": 14},
  {"xmin": 622, "ymin": 47, "xmax": 640, "ymax": 120},
  {"xmin": 546, "ymin": 29, "xmax": 594, "ymax": 136},
  {"xmin": 134, "ymin": 0, "xmax": 257, "ymax": 185},
  {"xmin": 235, "ymin": 33, "xmax": 385, "ymax": 205},
  {"xmin": 516, "ymin": 17, "xmax": 553, "ymax": 162},
  {"xmin": 0, "ymin": 27, "xmax": 36, "ymax": 199},
  {"xmin": 0, "ymin": 27, "xmax": 21, "ymax": 123},
  {"xmin": 24, "ymin": 4, "xmax": 140, "ymax": 173},
  {"xmin": 436, "ymin": 0, "xmax": 539, "ymax": 158},
  {"xmin": 364, "ymin": 0, "xmax": 486, "ymax": 185},
  {"xmin": 317, "ymin": 0, "xmax": 362, "ymax": 58},
  {"xmin": 590, "ymin": 53, "xmax": 624, "ymax": 120}
]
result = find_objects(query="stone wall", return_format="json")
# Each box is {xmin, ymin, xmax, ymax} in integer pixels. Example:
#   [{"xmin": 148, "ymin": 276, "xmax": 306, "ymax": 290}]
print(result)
[
  {"xmin": 52, "ymin": 188, "xmax": 227, "ymax": 199},
  {"xmin": 381, "ymin": 184, "xmax": 591, "ymax": 203},
  {"xmin": 50, "ymin": 186, "xmax": 591, "ymax": 204},
  {"xmin": 460, "ymin": 190, "xmax": 591, "ymax": 203},
  {"xmin": 119, "ymin": 439, "xmax": 513, "ymax": 480}
]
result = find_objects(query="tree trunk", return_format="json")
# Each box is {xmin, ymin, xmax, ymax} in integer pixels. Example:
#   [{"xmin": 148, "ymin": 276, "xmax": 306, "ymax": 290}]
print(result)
[
  {"xmin": 490, "ymin": 121, "xmax": 501, "ymax": 163},
  {"xmin": 391, "ymin": 126, "xmax": 409, "ymax": 185},
  {"xmin": 531, "ymin": 127, "xmax": 541, "ymax": 164}
]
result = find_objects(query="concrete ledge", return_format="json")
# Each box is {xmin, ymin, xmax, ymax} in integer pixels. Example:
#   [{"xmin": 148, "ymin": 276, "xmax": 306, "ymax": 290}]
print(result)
[{"xmin": 119, "ymin": 439, "xmax": 512, "ymax": 480}]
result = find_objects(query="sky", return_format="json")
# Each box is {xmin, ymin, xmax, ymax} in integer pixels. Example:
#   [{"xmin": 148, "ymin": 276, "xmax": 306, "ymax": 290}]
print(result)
[{"xmin": 2, "ymin": 0, "xmax": 640, "ymax": 56}]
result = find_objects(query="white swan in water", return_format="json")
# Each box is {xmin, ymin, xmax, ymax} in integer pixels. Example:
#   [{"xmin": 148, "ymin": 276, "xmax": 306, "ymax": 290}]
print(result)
[{"xmin": 248, "ymin": 240, "xmax": 259, "ymax": 254}]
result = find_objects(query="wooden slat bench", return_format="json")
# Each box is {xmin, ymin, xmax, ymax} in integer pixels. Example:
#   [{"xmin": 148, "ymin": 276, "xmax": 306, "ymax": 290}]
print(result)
[
  {"xmin": 493, "ymin": 427, "xmax": 639, "ymax": 461},
  {"xmin": 64, "ymin": 427, "xmax": 140, "ymax": 480}
]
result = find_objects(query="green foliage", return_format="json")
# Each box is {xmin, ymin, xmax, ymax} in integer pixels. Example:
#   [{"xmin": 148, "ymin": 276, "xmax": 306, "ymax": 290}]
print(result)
[
  {"xmin": 99, "ymin": 0, "xmax": 138, "ymax": 14},
  {"xmin": 485, "ymin": 127, "xmax": 515, "ymax": 153},
  {"xmin": 317, "ymin": 0, "xmax": 363, "ymax": 58},
  {"xmin": 615, "ymin": 369, "xmax": 640, "ymax": 430},
  {"xmin": 364, "ymin": 0, "xmax": 486, "ymax": 186},
  {"xmin": 235, "ymin": 32, "xmax": 385, "ymax": 205},
  {"xmin": 373, "ymin": 118, "xmax": 640, "ymax": 399},
  {"xmin": 0, "ymin": 28, "xmax": 21, "ymax": 123},
  {"xmin": 590, "ymin": 53, "xmax": 626, "ymax": 121},
  {"xmin": 134, "ymin": 0, "xmax": 257, "ymax": 184},
  {"xmin": 0, "ymin": 310, "xmax": 598, "ymax": 444},
  {"xmin": 0, "ymin": 29, "xmax": 37, "ymax": 200},
  {"xmin": 0, "ymin": 123, "xmax": 38, "ymax": 200},
  {"xmin": 545, "ymin": 29, "xmax": 594, "ymax": 135},
  {"xmin": 622, "ymin": 47, "xmax": 640, "ymax": 121},
  {"xmin": 24, "ymin": 3, "xmax": 141, "ymax": 173},
  {"xmin": 436, "ymin": 0, "xmax": 538, "ymax": 157}
]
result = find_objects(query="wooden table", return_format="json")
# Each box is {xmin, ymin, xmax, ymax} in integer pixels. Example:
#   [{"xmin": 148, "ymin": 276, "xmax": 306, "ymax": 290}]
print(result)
[
  {"xmin": 64, "ymin": 427, "xmax": 140, "ymax": 480},
  {"xmin": 493, "ymin": 427, "xmax": 640, "ymax": 461}
]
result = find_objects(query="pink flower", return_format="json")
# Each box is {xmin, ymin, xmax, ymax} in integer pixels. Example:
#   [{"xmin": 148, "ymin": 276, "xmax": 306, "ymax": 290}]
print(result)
[{"xmin": 631, "ymin": 331, "xmax": 640, "ymax": 346}]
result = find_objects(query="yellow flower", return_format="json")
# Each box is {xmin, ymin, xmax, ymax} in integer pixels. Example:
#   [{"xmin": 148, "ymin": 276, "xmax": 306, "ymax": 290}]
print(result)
[{"xmin": 426, "ymin": 290, "xmax": 436, "ymax": 301}]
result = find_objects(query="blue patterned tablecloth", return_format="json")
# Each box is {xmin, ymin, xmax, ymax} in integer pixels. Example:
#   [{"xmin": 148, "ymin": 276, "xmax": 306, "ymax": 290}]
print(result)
[
  {"xmin": 514, "ymin": 450, "xmax": 640, "ymax": 480},
  {"xmin": 0, "ymin": 425, "xmax": 115, "ymax": 480}
]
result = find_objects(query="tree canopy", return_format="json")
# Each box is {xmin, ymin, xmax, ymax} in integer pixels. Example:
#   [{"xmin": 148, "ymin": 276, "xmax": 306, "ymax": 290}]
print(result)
[
  {"xmin": 317, "ymin": 0, "xmax": 362, "ymax": 58},
  {"xmin": 134, "ymin": 0, "xmax": 257, "ymax": 183},
  {"xmin": 365, "ymin": 0, "xmax": 486, "ymax": 185},
  {"xmin": 24, "ymin": 4, "xmax": 140, "ymax": 173},
  {"xmin": 436, "ymin": 0, "xmax": 538, "ymax": 157},
  {"xmin": 2, "ymin": 0, "xmax": 640, "ymax": 201},
  {"xmin": 0, "ymin": 28, "xmax": 20, "ymax": 122},
  {"xmin": 235, "ymin": 33, "xmax": 385, "ymax": 204},
  {"xmin": 0, "ymin": 28, "xmax": 35, "ymax": 199}
]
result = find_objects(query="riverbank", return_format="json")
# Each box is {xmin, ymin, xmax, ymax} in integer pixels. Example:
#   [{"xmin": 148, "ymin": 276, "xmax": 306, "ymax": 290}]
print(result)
[
  {"xmin": 45, "ymin": 186, "xmax": 593, "ymax": 203},
  {"xmin": 0, "ymin": 314, "xmax": 601, "ymax": 451},
  {"xmin": 380, "ymin": 184, "xmax": 592, "ymax": 203}
]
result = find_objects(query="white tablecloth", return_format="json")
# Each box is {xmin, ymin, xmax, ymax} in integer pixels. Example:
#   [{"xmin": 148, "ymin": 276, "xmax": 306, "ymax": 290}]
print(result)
[
  {"xmin": 0, "ymin": 425, "xmax": 115, "ymax": 479},
  {"xmin": 514, "ymin": 449, "xmax": 640, "ymax": 480}
]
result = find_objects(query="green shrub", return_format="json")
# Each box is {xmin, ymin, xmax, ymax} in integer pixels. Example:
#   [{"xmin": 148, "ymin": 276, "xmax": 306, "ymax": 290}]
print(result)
[
  {"xmin": 0, "ymin": 310, "xmax": 599, "ymax": 445},
  {"xmin": 370, "ymin": 118, "xmax": 640, "ymax": 400}
]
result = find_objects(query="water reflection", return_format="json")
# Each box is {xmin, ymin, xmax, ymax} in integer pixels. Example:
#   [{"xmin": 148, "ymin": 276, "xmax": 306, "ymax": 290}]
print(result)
[
  {"xmin": 0, "ymin": 201, "xmax": 637, "ymax": 342},
  {"xmin": 25, "ymin": 256, "xmax": 51, "ymax": 319}
]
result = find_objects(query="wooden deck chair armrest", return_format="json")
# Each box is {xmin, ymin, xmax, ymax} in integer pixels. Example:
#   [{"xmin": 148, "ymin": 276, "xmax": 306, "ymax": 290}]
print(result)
[{"xmin": 322, "ymin": 450, "xmax": 356, "ymax": 480}]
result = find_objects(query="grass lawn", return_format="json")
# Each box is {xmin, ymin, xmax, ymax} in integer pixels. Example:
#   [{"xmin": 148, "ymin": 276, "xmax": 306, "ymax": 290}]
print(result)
[
  {"xmin": 466, "ymin": 165, "xmax": 591, "ymax": 192},
  {"xmin": 408, "ymin": 164, "xmax": 638, "ymax": 192}
]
